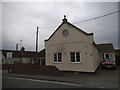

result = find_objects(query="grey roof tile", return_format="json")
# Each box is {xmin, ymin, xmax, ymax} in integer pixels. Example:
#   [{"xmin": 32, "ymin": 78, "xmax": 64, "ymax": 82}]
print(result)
[{"xmin": 96, "ymin": 43, "xmax": 114, "ymax": 52}]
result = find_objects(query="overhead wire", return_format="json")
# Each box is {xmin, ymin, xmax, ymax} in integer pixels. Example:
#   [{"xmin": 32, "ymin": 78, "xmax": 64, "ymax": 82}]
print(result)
[
  {"xmin": 38, "ymin": 10, "xmax": 119, "ymax": 29},
  {"xmin": 73, "ymin": 10, "xmax": 119, "ymax": 24}
]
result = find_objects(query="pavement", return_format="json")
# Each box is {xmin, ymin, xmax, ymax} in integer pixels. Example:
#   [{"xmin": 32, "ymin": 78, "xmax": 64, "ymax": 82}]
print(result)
[{"xmin": 2, "ymin": 68, "xmax": 119, "ymax": 88}]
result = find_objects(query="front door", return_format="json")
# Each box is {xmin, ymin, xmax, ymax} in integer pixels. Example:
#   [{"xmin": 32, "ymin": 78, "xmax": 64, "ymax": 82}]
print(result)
[{"xmin": 105, "ymin": 54, "xmax": 109, "ymax": 59}]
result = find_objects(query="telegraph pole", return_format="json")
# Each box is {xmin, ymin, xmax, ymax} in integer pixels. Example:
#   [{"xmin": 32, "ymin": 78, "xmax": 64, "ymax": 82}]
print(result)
[
  {"xmin": 35, "ymin": 26, "xmax": 39, "ymax": 64},
  {"xmin": 36, "ymin": 26, "xmax": 39, "ymax": 52}
]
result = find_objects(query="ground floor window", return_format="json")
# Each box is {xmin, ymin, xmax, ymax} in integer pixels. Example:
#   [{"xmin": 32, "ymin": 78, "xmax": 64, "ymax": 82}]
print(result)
[
  {"xmin": 54, "ymin": 53, "xmax": 62, "ymax": 62},
  {"xmin": 70, "ymin": 52, "xmax": 80, "ymax": 63}
]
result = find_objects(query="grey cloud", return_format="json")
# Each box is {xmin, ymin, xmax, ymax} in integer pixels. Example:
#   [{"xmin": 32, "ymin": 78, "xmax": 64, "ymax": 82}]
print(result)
[
  {"xmin": 0, "ymin": 3, "xmax": 2, "ymax": 49},
  {"xmin": 2, "ymin": 2, "xmax": 119, "ymax": 51}
]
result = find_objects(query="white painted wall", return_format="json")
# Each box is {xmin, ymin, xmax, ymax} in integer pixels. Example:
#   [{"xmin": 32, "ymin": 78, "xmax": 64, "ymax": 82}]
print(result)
[{"xmin": 45, "ymin": 23, "xmax": 99, "ymax": 72}]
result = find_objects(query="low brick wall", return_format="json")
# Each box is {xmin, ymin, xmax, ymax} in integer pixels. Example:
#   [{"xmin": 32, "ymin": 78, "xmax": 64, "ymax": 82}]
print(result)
[
  {"xmin": 13, "ymin": 64, "xmax": 65, "ymax": 76},
  {"xmin": 0, "ymin": 64, "xmax": 14, "ymax": 70}
]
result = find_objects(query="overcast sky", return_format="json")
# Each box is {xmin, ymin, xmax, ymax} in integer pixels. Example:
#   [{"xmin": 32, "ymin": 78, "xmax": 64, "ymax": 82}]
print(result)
[{"xmin": 1, "ymin": 2, "xmax": 119, "ymax": 51}]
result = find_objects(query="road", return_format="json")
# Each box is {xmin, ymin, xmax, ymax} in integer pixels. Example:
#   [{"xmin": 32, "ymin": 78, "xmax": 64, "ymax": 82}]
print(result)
[
  {"xmin": 2, "ymin": 77, "xmax": 83, "ymax": 88},
  {"xmin": 2, "ymin": 68, "xmax": 119, "ymax": 88}
]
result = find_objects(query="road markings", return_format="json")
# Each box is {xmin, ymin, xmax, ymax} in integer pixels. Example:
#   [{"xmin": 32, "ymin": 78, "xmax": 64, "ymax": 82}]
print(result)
[
  {"xmin": 3, "ymin": 76, "xmax": 83, "ymax": 87},
  {"xmin": 99, "ymin": 86, "xmax": 107, "ymax": 88}
]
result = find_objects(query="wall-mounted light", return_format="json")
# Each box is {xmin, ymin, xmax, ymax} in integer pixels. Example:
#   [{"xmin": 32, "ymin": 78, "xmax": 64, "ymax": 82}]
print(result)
[{"xmin": 90, "ymin": 54, "xmax": 92, "ymax": 56}]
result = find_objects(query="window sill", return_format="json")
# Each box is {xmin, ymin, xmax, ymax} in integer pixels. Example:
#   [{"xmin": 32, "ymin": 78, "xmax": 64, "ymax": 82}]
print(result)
[
  {"xmin": 53, "ymin": 62, "xmax": 62, "ymax": 64},
  {"xmin": 70, "ymin": 62, "xmax": 82, "ymax": 64}
]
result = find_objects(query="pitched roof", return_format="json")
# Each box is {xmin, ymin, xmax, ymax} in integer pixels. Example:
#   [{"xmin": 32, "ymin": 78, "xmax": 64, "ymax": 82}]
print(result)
[
  {"xmin": 96, "ymin": 43, "xmax": 114, "ymax": 52},
  {"xmin": 2, "ymin": 50, "xmax": 22, "ymax": 58},
  {"xmin": 39, "ymin": 49, "xmax": 45, "ymax": 57},
  {"xmin": 2, "ymin": 49, "xmax": 45, "ymax": 58},
  {"xmin": 45, "ymin": 18, "xmax": 93, "ymax": 41}
]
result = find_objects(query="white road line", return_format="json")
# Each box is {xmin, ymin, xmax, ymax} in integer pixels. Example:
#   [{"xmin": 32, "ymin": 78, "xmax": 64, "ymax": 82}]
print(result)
[
  {"xmin": 99, "ymin": 87, "xmax": 106, "ymax": 88},
  {"xmin": 3, "ymin": 76, "xmax": 83, "ymax": 87}
]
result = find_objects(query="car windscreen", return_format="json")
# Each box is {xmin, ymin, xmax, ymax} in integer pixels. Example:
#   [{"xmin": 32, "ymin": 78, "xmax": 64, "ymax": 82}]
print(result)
[{"xmin": 104, "ymin": 58, "xmax": 113, "ymax": 62}]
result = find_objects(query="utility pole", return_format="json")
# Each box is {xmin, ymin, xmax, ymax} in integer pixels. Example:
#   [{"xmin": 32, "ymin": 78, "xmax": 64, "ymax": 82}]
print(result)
[
  {"xmin": 36, "ymin": 26, "xmax": 39, "ymax": 52},
  {"xmin": 35, "ymin": 26, "xmax": 39, "ymax": 64}
]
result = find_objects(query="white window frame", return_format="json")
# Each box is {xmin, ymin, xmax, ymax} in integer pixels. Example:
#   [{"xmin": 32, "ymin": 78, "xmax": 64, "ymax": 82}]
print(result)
[
  {"xmin": 70, "ymin": 52, "xmax": 81, "ymax": 63},
  {"xmin": 54, "ymin": 53, "xmax": 62, "ymax": 63},
  {"xmin": 104, "ymin": 53, "xmax": 110, "ymax": 59},
  {"xmin": 103, "ymin": 53, "xmax": 110, "ymax": 59},
  {"xmin": 7, "ymin": 52, "xmax": 12, "ymax": 59}
]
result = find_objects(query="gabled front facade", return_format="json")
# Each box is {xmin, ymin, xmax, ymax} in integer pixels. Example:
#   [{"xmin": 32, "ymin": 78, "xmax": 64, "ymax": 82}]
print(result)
[{"xmin": 45, "ymin": 16, "xmax": 100, "ymax": 72}]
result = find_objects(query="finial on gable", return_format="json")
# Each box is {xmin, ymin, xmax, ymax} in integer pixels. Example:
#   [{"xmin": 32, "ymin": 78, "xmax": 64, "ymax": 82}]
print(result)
[
  {"xmin": 62, "ymin": 15, "xmax": 68, "ymax": 24},
  {"xmin": 64, "ymin": 15, "xmax": 66, "ymax": 19}
]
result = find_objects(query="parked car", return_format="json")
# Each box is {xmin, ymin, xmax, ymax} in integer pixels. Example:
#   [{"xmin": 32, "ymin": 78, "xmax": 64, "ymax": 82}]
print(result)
[{"xmin": 100, "ymin": 58, "xmax": 117, "ymax": 69}]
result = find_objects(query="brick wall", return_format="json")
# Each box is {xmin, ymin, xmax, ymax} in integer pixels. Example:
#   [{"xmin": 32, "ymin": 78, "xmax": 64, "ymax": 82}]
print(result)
[
  {"xmin": 0, "ymin": 64, "xmax": 14, "ymax": 70},
  {"xmin": 13, "ymin": 64, "xmax": 65, "ymax": 76}
]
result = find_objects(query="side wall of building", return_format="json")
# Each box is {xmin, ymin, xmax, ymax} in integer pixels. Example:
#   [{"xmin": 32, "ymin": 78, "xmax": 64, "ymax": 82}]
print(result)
[
  {"xmin": 92, "ymin": 45, "xmax": 100, "ymax": 71},
  {"xmin": 2, "ymin": 58, "xmax": 22, "ymax": 64},
  {"xmin": 45, "ymin": 42, "xmax": 96, "ymax": 72}
]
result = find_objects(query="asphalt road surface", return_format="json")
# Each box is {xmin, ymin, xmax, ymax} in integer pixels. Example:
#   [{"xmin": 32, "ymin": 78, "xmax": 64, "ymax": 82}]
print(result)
[
  {"xmin": 2, "ymin": 77, "xmax": 83, "ymax": 88},
  {"xmin": 2, "ymin": 67, "xmax": 119, "ymax": 89}
]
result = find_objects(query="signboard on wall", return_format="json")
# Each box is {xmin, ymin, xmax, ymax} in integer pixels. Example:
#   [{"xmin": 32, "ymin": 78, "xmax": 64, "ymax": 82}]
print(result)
[{"xmin": 7, "ymin": 52, "xmax": 12, "ymax": 60}]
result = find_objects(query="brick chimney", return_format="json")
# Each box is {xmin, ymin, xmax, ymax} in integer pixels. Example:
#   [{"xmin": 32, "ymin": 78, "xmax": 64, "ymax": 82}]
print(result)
[
  {"xmin": 16, "ymin": 43, "xmax": 19, "ymax": 51},
  {"xmin": 21, "ymin": 47, "xmax": 25, "ymax": 51},
  {"xmin": 62, "ymin": 15, "xmax": 68, "ymax": 24}
]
